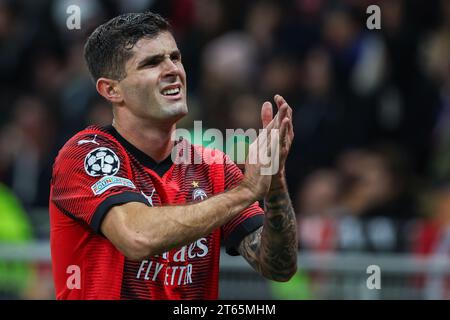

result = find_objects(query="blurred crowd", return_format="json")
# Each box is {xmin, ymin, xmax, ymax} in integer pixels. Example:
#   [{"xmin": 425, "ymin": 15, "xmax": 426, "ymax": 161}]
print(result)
[{"xmin": 1, "ymin": 0, "xmax": 450, "ymax": 297}]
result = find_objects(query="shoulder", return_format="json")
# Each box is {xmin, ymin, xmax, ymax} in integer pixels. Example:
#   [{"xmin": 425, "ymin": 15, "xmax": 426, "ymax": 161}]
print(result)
[
  {"xmin": 56, "ymin": 126, "xmax": 122, "ymax": 157},
  {"xmin": 52, "ymin": 125, "xmax": 127, "ymax": 174},
  {"xmin": 61, "ymin": 125, "xmax": 117, "ymax": 148}
]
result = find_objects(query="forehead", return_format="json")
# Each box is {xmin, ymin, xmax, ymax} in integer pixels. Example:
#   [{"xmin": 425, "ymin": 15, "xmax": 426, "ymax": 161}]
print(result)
[{"xmin": 127, "ymin": 31, "xmax": 179, "ymax": 69}]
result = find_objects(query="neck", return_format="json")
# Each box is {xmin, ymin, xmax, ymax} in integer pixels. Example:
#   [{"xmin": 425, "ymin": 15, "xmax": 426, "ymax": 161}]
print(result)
[{"xmin": 112, "ymin": 114, "xmax": 176, "ymax": 163}]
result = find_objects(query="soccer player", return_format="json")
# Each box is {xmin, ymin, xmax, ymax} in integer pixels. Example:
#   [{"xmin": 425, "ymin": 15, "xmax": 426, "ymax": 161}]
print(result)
[{"xmin": 49, "ymin": 12, "xmax": 297, "ymax": 299}]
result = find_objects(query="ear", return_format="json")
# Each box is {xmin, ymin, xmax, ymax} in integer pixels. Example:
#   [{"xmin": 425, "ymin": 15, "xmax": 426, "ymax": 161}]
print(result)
[{"xmin": 96, "ymin": 77, "xmax": 123, "ymax": 104}]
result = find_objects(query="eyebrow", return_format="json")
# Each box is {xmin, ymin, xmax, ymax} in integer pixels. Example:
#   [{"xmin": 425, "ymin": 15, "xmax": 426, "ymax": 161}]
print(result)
[{"xmin": 136, "ymin": 50, "xmax": 181, "ymax": 69}]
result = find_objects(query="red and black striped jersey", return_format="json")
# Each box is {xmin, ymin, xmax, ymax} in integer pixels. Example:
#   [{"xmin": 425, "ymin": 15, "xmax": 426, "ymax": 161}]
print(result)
[{"xmin": 49, "ymin": 125, "xmax": 263, "ymax": 300}]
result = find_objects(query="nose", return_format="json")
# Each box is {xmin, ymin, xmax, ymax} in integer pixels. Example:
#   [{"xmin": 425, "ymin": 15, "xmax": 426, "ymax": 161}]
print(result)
[{"xmin": 161, "ymin": 56, "xmax": 180, "ymax": 78}]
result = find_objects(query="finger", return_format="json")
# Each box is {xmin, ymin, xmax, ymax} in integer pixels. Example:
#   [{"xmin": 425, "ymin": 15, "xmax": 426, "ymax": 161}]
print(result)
[
  {"xmin": 273, "ymin": 95, "xmax": 288, "ymax": 123},
  {"xmin": 257, "ymin": 129, "xmax": 270, "ymax": 156},
  {"xmin": 264, "ymin": 118, "xmax": 275, "ymax": 131},
  {"xmin": 275, "ymin": 94, "xmax": 289, "ymax": 107},
  {"xmin": 265, "ymin": 111, "xmax": 279, "ymax": 130},
  {"xmin": 274, "ymin": 94, "xmax": 293, "ymax": 119},
  {"xmin": 277, "ymin": 104, "xmax": 288, "ymax": 128},
  {"xmin": 268, "ymin": 127, "xmax": 279, "ymax": 159},
  {"xmin": 274, "ymin": 94, "xmax": 283, "ymax": 110},
  {"xmin": 256, "ymin": 128, "xmax": 271, "ymax": 161},
  {"xmin": 248, "ymin": 131, "xmax": 267, "ymax": 165},
  {"xmin": 265, "ymin": 95, "xmax": 292, "ymax": 131},
  {"xmin": 288, "ymin": 117, "xmax": 294, "ymax": 140},
  {"xmin": 280, "ymin": 118, "xmax": 289, "ymax": 146},
  {"xmin": 261, "ymin": 101, "xmax": 273, "ymax": 129}
]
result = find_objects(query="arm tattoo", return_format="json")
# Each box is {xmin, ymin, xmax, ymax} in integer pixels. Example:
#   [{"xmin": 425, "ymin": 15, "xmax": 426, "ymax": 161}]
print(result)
[
  {"xmin": 238, "ymin": 179, "xmax": 298, "ymax": 281},
  {"xmin": 238, "ymin": 226, "xmax": 264, "ymax": 275}
]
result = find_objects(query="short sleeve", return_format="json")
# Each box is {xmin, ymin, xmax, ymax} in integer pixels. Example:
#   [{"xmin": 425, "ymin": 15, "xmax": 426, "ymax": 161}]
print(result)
[
  {"xmin": 50, "ymin": 131, "xmax": 148, "ymax": 233},
  {"xmin": 221, "ymin": 155, "xmax": 264, "ymax": 256}
]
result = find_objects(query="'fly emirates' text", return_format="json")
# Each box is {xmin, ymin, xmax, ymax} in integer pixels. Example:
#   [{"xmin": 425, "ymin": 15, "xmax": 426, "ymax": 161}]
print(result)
[{"xmin": 135, "ymin": 238, "xmax": 208, "ymax": 286}]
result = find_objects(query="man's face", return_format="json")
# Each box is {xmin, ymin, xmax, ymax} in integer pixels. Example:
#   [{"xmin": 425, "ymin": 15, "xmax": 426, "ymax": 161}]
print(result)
[{"xmin": 117, "ymin": 31, "xmax": 187, "ymax": 123}]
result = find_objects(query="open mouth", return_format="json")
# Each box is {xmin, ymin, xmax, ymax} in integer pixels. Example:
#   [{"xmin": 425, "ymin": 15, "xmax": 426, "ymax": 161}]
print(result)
[{"xmin": 161, "ymin": 84, "xmax": 182, "ymax": 97}]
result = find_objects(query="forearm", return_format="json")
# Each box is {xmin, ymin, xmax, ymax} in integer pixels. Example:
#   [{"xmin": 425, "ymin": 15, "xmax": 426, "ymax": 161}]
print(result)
[
  {"xmin": 262, "ymin": 174, "xmax": 298, "ymax": 278},
  {"xmin": 107, "ymin": 184, "xmax": 256, "ymax": 259},
  {"xmin": 239, "ymin": 174, "xmax": 298, "ymax": 281}
]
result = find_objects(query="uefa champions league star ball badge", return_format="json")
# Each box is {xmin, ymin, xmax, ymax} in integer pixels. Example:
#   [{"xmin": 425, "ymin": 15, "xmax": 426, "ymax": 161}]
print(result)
[{"xmin": 84, "ymin": 147, "xmax": 120, "ymax": 177}]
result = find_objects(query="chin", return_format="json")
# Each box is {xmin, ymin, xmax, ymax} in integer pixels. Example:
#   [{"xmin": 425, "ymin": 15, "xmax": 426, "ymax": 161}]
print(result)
[{"xmin": 162, "ymin": 103, "xmax": 188, "ymax": 120}]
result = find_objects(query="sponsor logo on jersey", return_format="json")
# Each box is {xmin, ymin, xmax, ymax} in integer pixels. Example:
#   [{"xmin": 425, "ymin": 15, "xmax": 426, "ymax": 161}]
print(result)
[
  {"xmin": 91, "ymin": 176, "xmax": 136, "ymax": 195},
  {"xmin": 84, "ymin": 147, "xmax": 120, "ymax": 177},
  {"xmin": 135, "ymin": 237, "xmax": 209, "ymax": 286}
]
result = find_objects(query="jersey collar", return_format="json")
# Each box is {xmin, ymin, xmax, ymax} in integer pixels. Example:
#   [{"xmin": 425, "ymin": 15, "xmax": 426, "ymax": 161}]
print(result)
[{"xmin": 105, "ymin": 125, "xmax": 174, "ymax": 177}]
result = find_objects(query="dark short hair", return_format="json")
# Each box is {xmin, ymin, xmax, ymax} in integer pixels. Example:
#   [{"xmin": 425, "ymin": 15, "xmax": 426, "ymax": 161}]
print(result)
[{"xmin": 84, "ymin": 12, "xmax": 170, "ymax": 81}]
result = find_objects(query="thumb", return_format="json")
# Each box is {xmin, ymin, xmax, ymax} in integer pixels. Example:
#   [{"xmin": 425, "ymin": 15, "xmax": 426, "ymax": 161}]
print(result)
[{"xmin": 261, "ymin": 101, "xmax": 273, "ymax": 128}]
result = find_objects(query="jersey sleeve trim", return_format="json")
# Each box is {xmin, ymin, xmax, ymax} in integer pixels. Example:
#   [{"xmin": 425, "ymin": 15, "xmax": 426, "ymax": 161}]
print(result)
[
  {"xmin": 224, "ymin": 214, "xmax": 264, "ymax": 256},
  {"xmin": 90, "ymin": 191, "xmax": 149, "ymax": 233}
]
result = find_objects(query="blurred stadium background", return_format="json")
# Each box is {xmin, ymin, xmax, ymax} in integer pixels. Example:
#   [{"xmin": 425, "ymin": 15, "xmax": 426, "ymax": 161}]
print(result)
[{"xmin": 1, "ymin": 0, "xmax": 450, "ymax": 299}]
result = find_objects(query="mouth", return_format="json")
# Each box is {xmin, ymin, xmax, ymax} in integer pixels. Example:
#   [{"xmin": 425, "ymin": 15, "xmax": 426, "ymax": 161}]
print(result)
[{"xmin": 160, "ymin": 84, "xmax": 182, "ymax": 100}]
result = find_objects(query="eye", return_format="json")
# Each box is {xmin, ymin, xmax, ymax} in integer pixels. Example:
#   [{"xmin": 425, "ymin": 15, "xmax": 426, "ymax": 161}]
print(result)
[
  {"xmin": 170, "ymin": 52, "xmax": 181, "ymax": 62},
  {"xmin": 144, "ymin": 59, "xmax": 159, "ymax": 67},
  {"xmin": 140, "ymin": 56, "xmax": 164, "ymax": 69}
]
